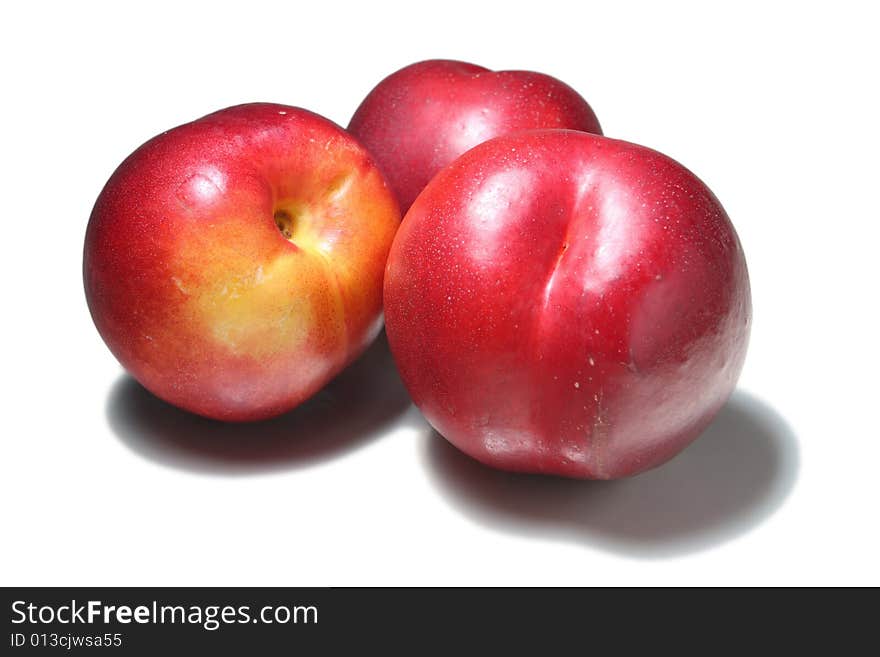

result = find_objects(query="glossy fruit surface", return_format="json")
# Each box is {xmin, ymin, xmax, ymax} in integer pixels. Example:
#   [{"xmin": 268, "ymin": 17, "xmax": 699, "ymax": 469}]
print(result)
[
  {"xmin": 84, "ymin": 103, "xmax": 400, "ymax": 421},
  {"xmin": 349, "ymin": 59, "xmax": 602, "ymax": 212},
  {"xmin": 384, "ymin": 129, "xmax": 750, "ymax": 478}
]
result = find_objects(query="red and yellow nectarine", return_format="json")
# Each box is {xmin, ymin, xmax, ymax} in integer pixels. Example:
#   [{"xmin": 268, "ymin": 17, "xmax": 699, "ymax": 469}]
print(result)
[{"xmin": 84, "ymin": 103, "xmax": 400, "ymax": 421}]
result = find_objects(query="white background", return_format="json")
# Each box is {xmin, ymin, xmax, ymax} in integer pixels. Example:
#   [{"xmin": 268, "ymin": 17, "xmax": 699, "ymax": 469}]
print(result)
[{"xmin": 2, "ymin": 0, "xmax": 878, "ymax": 586}]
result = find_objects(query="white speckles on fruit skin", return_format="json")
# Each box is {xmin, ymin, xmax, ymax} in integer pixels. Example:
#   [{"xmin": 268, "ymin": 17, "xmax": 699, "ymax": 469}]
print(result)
[
  {"xmin": 171, "ymin": 276, "xmax": 189, "ymax": 295},
  {"xmin": 384, "ymin": 129, "xmax": 750, "ymax": 479}
]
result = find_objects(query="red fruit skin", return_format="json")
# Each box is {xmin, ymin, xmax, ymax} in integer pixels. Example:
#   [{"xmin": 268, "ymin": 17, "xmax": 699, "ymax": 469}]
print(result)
[
  {"xmin": 348, "ymin": 59, "xmax": 602, "ymax": 213},
  {"xmin": 84, "ymin": 103, "xmax": 400, "ymax": 421},
  {"xmin": 384, "ymin": 130, "xmax": 751, "ymax": 479}
]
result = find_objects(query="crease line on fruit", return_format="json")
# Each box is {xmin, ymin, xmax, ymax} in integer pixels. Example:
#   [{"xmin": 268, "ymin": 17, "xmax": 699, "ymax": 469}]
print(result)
[{"xmin": 305, "ymin": 244, "xmax": 350, "ymax": 360}]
